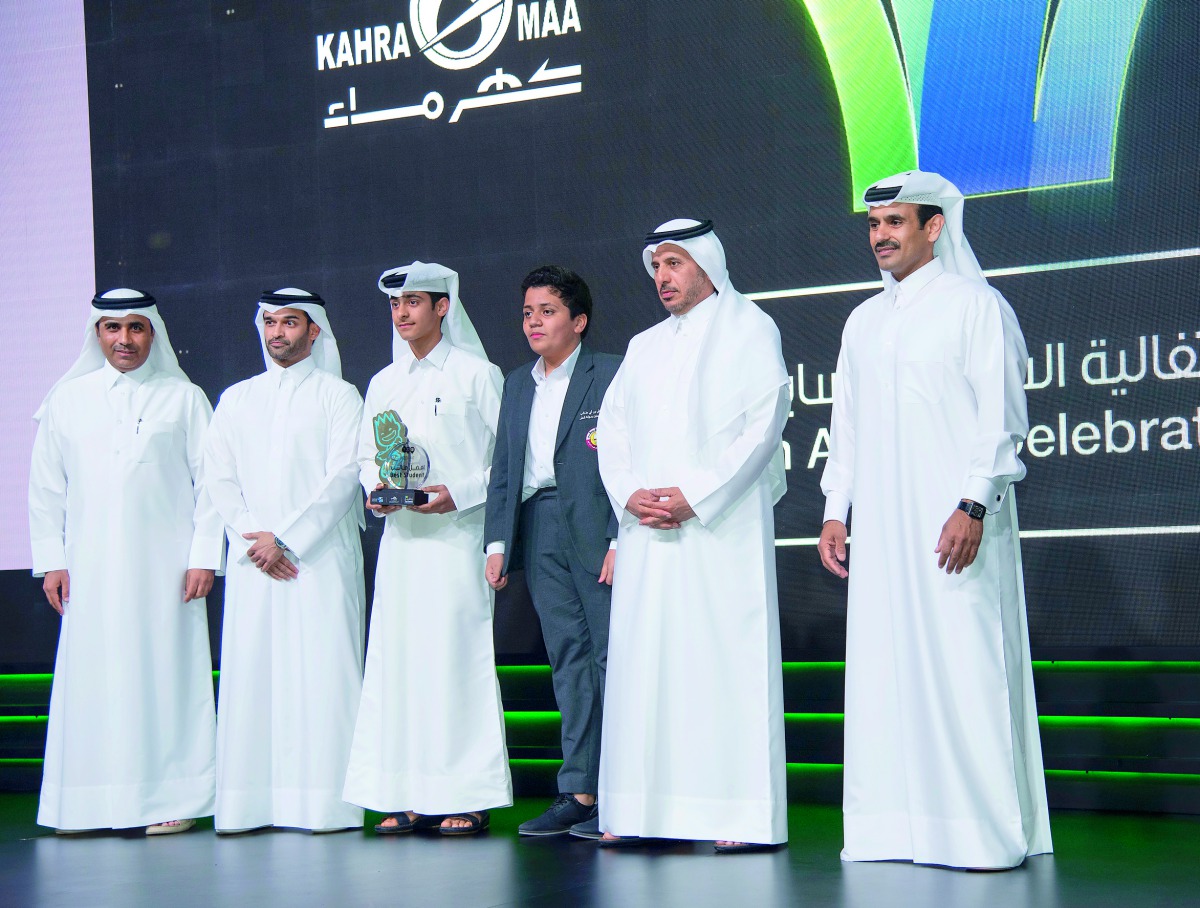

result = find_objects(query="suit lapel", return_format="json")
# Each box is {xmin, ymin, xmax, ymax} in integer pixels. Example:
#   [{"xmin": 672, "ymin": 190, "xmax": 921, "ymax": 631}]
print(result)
[
  {"xmin": 515, "ymin": 369, "xmax": 536, "ymax": 456},
  {"xmin": 556, "ymin": 346, "xmax": 594, "ymax": 455}
]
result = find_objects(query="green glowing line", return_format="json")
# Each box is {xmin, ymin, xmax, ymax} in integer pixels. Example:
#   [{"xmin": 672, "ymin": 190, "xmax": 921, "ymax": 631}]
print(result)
[
  {"xmin": 1110, "ymin": 0, "xmax": 1150, "ymax": 176},
  {"xmin": 891, "ymin": 0, "xmax": 936, "ymax": 136},
  {"xmin": 797, "ymin": 0, "xmax": 917, "ymax": 209},
  {"xmin": 510, "ymin": 759, "xmax": 1200, "ymax": 783},
  {"xmin": 7, "ymin": 712, "xmax": 1198, "ymax": 729},
  {"xmin": 1040, "ymin": 716, "xmax": 1200, "ymax": 729},
  {"xmin": 1046, "ymin": 769, "xmax": 1200, "ymax": 783},
  {"xmin": 1, "ymin": 754, "xmax": 1197, "ymax": 783},
  {"xmin": 496, "ymin": 665, "xmax": 552, "ymax": 677},
  {"xmin": 4, "ymin": 660, "xmax": 1199, "ymax": 687},
  {"xmin": 1032, "ymin": 0, "xmax": 1056, "ymax": 121}
]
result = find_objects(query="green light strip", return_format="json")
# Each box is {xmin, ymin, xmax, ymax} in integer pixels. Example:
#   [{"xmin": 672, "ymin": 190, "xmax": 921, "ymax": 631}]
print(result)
[
  {"xmin": 1046, "ymin": 769, "xmax": 1200, "ymax": 784},
  {"xmin": 1, "ymin": 756, "xmax": 1196, "ymax": 784},
  {"xmin": 1040, "ymin": 716, "xmax": 1200, "ymax": 729},
  {"xmin": 890, "ymin": 0, "xmax": 936, "ymax": 137},
  {"xmin": 511, "ymin": 759, "xmax": 1200, "ymax": 783},
  {"xmin": 506, "ymin": 712, "xmax": 1199, "ymax": 728},
  {"xmin": 3, "ymin": 661, "xmax": 1197, "ymax": 686},
  {"xmin": 1032, "ymin": 661, "xmax": 1200, "ymax": 672},
  {"xmin": 2, "ymin": 712, "xmax": 1194, "ymax": 729},
  {"xmin": 796, "ymin": 0, "xmax": 918, "ymax": 208}
]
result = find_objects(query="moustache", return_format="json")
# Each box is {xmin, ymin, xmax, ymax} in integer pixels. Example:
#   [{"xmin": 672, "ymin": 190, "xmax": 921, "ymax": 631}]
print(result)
[{"xmin": 875, "ymin": 241, "xmax": 900, "ymax": 252}]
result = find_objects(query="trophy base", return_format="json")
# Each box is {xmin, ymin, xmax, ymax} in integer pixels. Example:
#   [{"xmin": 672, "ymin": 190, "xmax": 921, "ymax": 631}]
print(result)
[{"xmin": 370, "ymin": 488, "xmax": 429, "ymax": 507}]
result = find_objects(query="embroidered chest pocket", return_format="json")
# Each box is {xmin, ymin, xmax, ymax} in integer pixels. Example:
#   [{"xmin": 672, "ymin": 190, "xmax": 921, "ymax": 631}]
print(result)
[
  {"xmin": 131, "ymin": 420, "xmax": 181, "ymax": 464},
  {"xmin": 434, "ymin": 399, "xmax": 467, "ymax": 444},
  {"xmin": 896, "ymin": 327, "xmax": 948, "ymax": 405}
]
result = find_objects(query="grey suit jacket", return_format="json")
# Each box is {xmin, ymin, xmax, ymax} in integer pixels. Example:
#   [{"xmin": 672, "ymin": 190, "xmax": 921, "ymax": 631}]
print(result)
[{"xmin": 485, "ymin": 344, "xmax": 622, "ymax": 576}]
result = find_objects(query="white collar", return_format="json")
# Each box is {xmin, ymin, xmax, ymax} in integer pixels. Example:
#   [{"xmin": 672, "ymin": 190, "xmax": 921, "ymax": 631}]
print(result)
[
  {"xmin": 403, "ymin": 335, "xmax": 452, "ymax": 373},
  {"xmin": 891, "ymin": 257, "xmax": 944, "ymax": 306},
  {"xmin": 103, "ymin": 359, "xmax": 154, "ymax": 390},
  {"xmin": 669, "ymin": 290, "xmax": 719, "ymax": 334},
  {"xmin": 532, "ymin": 342, "xmax": 581, "ymax": 385},
  {"xmin": 267, "ymin": 354, "xmax": 318, "ymax": 386}
]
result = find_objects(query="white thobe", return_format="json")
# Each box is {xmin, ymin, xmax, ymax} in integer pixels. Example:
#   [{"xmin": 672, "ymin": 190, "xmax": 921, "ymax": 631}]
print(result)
[
  {"xmin": 28, "ymin": 362, "xmax": 223, "ymax": 829},
  {"xmin": 822, "ymin": 258, "xmax": 1053, "ymax": 868},
  {"xmin": 343, "ymin": 338, "xmax": 512, "ymax": 814},
  {"xmin": 204, "ymin": 357, "xmax": 366, "ymax": 831},
  {"xmin": 597, "ymin": 293, "xmax": 790, "ymax": 845}
]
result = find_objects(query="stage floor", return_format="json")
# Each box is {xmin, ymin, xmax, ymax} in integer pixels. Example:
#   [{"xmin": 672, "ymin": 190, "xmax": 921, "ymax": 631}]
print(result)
[{"xmin": 0, "ymin": 796, "xmax": 1196, "ymax": 907}]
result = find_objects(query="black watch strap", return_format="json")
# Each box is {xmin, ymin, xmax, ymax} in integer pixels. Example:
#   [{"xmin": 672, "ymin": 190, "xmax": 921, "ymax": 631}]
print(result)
[{"xmin": 957, "ymin": 500, "xmax": 986, "ymax": 521}]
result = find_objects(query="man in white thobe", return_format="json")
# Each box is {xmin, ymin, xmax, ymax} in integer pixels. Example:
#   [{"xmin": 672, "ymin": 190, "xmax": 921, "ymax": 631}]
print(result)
[
  {"xmin": 818, "ymin": 171, "xmax": 1053, "ymax": 869},
  {"xmin": 29, "ymin": 289, "xmax": 223, "ymax": 835},
  {"xmin": 204, "ymin": 288, "xmax": 365, "ymax": 834},
  {"xmin": 596, "ymin": 220, "xmax": 790, "ymax": 852},
  {"xmin": 343, "ymin": 262, "xmax": 511, "ymax": 836}
]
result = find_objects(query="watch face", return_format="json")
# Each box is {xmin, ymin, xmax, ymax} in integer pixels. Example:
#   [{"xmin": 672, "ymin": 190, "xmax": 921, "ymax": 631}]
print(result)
[{"xmin": 960, "ymin": 500, "xmax": 985, "ymax": 520}]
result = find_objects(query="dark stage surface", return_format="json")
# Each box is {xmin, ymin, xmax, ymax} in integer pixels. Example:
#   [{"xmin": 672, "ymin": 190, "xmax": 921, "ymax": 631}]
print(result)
[{"xmin": 0, "ymin": 796, "xmax": 1196, "ymax": 908}]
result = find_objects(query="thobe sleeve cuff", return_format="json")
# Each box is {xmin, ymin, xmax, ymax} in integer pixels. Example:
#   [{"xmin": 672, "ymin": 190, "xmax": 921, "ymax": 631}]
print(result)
[
  {"xmin": 187, "ymin": 532, "xmax": 227, "ymax": 573},
  {"xmin": 608, "ymin": 539, "xmax": 617, "ymax": 550},
  {"xmin": 272, "ymin": 514, "xmax": 326, "ymax": 562},
  {"xmin": 823, "ymin": 491, "xmax": 851, "ymax": 525},
  {"xmin": 445, "ymin": 473, "xmax": 487, "ymax": 519},
  {"xmin": 30, "ymin": 539, "xmax": 66, "ymax": 577},
  {"xmin": 486, "ymin": 541, "xmax": 505, "ymax": 557},
  {"xmin": 678, "ymin": 476, "xmax": 721, "ymax": 527},
  {"xmin": 604, "ymin": 478, "xmax": 638, "ymax": 529},
  {"xmin": 962, "ymin": 476, "xmax": 1008, "ymax": 515}
]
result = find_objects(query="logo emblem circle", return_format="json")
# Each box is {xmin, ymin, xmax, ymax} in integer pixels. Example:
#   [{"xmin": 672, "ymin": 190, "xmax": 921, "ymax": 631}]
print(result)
[{"xmin": 409, "ymin": 0, "xmax": 514, "ymax": 71}]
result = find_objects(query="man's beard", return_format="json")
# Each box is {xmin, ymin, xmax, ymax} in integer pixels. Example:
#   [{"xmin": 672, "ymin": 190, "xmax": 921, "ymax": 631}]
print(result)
[{"xmin": 268, "ymin": 338, "xmax": 307, "ymax": 363}]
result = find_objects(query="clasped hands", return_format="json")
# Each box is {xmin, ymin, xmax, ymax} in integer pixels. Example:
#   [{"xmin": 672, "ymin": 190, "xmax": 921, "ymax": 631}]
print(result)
[
  {"xmin": 242, "ymin": 531, "xmax": 298, "ymax": 581},
  {"xmin": 625, "ymin": 487, "xmax": 695, "ymax": 530}
]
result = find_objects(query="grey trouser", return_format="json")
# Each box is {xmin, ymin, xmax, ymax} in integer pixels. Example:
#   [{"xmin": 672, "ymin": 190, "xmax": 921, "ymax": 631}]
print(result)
[{"xmin": 520, "ymin": 489, "xmax": 611, "ymax": 794}]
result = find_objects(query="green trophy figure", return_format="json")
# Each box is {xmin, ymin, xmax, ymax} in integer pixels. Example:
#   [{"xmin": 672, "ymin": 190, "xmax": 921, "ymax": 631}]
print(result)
[{"xmin": 369, "ymin": 410, "xmax": 431, "ymax": 506}]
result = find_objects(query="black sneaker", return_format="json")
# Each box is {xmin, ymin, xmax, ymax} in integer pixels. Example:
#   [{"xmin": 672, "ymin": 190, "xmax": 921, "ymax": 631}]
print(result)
[{"xmin": 518, "ymin": 794, "xmax": 598, "ymax": 836}]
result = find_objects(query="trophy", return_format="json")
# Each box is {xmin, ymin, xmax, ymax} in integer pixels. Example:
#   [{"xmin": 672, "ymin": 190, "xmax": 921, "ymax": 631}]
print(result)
[{"xmin": 368, "ymin": 410, "xmax": 432, "ymax": 507}]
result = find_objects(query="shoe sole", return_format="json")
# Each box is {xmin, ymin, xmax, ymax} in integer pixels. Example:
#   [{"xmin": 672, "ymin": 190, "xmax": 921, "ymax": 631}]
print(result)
[{"xmin": 518, "ymin": 826, "xmax": 573, "ymax": 837}]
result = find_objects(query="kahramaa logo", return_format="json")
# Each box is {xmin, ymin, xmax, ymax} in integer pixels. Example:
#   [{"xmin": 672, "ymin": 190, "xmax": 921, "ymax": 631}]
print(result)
[
  {"xmin": 799, "ymin": 0, "xmax": 1149, "ymax": 207},
  {"xmin": 317, "ymin": 0, "xmax": 582, "ymax": 129},
  {"xmin": 410, "ymin": 0, "xmax": 512, "ymax": 71}
]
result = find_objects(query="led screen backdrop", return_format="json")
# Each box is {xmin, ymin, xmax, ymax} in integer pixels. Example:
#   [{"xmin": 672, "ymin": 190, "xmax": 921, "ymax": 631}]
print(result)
[{"xmin": 2, "ymin": 0, "xmax": 1197, "ymax": 666}]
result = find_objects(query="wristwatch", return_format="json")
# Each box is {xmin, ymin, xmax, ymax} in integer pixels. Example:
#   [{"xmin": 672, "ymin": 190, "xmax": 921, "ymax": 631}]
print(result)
[
  {"xmin": 273, "ymin": 536, "xmax": 290, "ymax": 552},
  {"xmin": 957, "ymin": 500, "xmax": 986, "ymax": 521}
]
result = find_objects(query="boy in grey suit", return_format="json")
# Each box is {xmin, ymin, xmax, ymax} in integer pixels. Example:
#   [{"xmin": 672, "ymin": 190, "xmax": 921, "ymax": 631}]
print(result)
[{"xmin": 485, "ymin": 265, "xmax": 621, "ymax": 838}]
